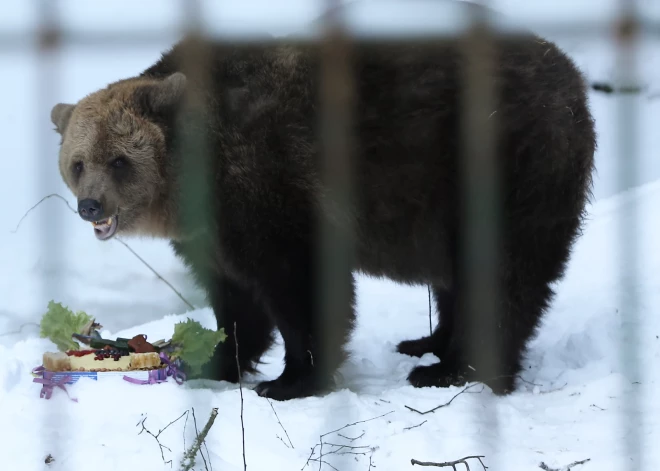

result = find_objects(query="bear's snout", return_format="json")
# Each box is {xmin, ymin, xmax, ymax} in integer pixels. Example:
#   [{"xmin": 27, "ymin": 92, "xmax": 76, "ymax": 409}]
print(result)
[{"xmin": 78, "ymin": 198, "xmax": 104, "ymax": 221}]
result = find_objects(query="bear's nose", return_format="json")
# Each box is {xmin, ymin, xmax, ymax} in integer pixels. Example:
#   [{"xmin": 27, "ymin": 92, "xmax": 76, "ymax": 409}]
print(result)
[{"xmin": 78, "ymin": 198, "xmax": 104, "ymax": 221}]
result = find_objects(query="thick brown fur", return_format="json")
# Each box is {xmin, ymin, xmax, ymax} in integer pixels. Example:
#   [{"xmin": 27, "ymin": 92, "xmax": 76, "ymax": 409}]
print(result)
[{"xmin": 51, "ymin": 9, "xmax": 596, "ymax": 400}]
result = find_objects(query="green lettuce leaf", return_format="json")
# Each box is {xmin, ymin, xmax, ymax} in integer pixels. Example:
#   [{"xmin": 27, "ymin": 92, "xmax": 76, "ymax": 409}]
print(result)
[
  {"xmin": 170, "ymin": 318, "xmax": 227, "ymax": 376},
  {"xmin": 40, "ymin": 301, "xmax": 93, "ymax": 352}
]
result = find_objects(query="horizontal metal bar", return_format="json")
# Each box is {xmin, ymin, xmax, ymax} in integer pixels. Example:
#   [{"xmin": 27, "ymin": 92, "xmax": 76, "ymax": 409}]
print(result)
[{"xmin": 1, "ymin": 17, "xmax": 658, "ymax": 52}]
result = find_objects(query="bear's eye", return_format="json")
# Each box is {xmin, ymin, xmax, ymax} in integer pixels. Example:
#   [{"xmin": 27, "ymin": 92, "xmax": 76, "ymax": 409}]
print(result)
[
  {"xmin": 110, "ymin": 156, "xmax": 128, "ymax": 169},
  {"xmin": 73, "ymin": 161, "xmax": 83, "ymax": 174}
]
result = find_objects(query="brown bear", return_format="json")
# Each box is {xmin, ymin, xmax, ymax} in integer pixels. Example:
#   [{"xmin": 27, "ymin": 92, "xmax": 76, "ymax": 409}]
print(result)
[{"xmin": 50, "ymin": 14, "xmax": 596, "ymax": 400}]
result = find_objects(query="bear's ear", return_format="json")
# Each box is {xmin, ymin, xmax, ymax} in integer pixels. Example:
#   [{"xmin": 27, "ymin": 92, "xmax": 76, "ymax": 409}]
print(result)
[
  {"xmin": 141, "ymin": 72, "xmax": 188, "ymax": 114},
  {"xmin": 51, "ymin": 103, "xmax": 76, "ymax": 135}
]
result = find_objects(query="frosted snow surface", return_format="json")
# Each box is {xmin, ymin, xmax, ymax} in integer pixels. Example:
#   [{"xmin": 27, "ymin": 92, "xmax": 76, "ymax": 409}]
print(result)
[{"xmin": 0, "ymin": 1, "xmax": 659, "ymax": 470}]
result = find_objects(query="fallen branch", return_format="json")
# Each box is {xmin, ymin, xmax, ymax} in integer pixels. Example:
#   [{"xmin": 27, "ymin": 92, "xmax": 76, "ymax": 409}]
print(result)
[
  {"xmin": 11, "ymin": 193, "xmax": 195, "ymax": 310},
  {"xmin": 403, "ymin": 420, "xmax": 427, "ymax": 431},
  {"xmin": 427, "ymin": 285, "xmax": 433, "ymax": 336},
  {"xmin": 539, "ymin": 458, "xmax": 591, "ymax": 471},
  {"xmin": 235, "ymin": 322, "xmax": 247, "ymax": 471},
  {"xmin": 137, "ymin": 410, "xmax": 189, "ymax": 466},
  {"xmin": 191, "ymin": 408, "xmax": 211, "ymax": 471},
  {"xmin": 268, "ymin": 397, "xmax": 294, "ymax": 448},
  {"xmin": 301, "ymin": 411, "xmax": 392, "ymax": 471},
  {"xmin": 179, "ymin": 408, "xmax": 219, "ymax": 471},
  {"xmin": 405, "ymin": 383, "xmax": 484, "ymax": 415},
  {"xmin": 411, "ymin": 455, "xmax": 487, "ymax": 469}
]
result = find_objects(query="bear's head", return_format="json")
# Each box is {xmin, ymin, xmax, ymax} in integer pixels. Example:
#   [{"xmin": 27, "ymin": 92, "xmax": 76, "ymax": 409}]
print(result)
[{"xmin": 50, "ymin": 72, "xmax": 187, "ymax": 241}]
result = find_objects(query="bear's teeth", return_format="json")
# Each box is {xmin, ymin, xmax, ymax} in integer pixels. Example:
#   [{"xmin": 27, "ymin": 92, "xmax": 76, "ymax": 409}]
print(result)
[{"xmin": 107, "ymin": 217, "xmax": 113, "ymax": 226}]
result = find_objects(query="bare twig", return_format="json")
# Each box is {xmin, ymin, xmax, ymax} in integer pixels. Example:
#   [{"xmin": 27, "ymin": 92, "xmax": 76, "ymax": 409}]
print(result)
[
  {"xmin": 319, "ymin": 412, "xmax": 393, "ymax": 470},
  {"xmin": 337, "ymin": 432, "xmax": 365, "ymax": 442},
  {"xmin": 267, "ymin": 398, "xmax": 294, "ymax": 448},
  {"xmin": 179, "ymin": 408, "xmax": 219, "ymax": 471},
  {"xmin": 404, "ymin": 420, "xmax": 427, "ymax": 431},
  {"xmin": 11, "ymin": 193, "xmax": 195, "ymax": 310},
  {"xmin": 191, "ymin": 408, "xmax": 211, "ymax": 471},
  {"xmin": 321, "ymin": 411, "xmax": 394, "ymax": 441},
  {"xmin": 137, "ymin": 411, "xmax": 189, "ymax": 465},
  {"xmin": 114, "ymin": 238, "xmax": 195, "ymax": 310},
  {"xmin": 411, "ymin": 455, "xmax": 487, "ymax": 469},
  {"xmin": 539, "ymin": 458, "xmax": 591, "ymax": 471},
  {"xmin": 11, "ymin": 193, "xmax": 76, "ymax": 233},
  {"xmin": 302, "ymin": 412, "xmax": 392, "ymax": 470},
  {"xmin": 309, "ymin": 458, "xmax": 339, "ymax": 471},
  {"xmin": 235, "ymin": 322, "xmax": 247, "ymax": 471},
  {"xmin": 428, "ymin": 285, "xmax": 432, "ymax": 336},
  {"xmin": 405, "ymin": 383, "xmax": 484, "ymax": 415}
]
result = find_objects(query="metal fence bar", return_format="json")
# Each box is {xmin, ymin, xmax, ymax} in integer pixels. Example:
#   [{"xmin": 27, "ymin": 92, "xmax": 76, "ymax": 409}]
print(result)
[
  {"xmin": 615, "ymin": 0, "xmax": 642, "ymax": 468},
  {"xmin": 459, "ymin": 2, "xmax": 502, "ymax": 464},
  {"xmin": 317, "ymin": 0, "xmax": 357, "ymax": 401},
  {"xmin": 36, "ymin": 0, "xmax": 67, "ymax": 463}
]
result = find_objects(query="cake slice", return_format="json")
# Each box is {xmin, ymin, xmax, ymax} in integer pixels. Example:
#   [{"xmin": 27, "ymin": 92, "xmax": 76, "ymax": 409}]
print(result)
[{"xmin": 43, "ymin": 349, "xmax": 162, "ymax": 372}]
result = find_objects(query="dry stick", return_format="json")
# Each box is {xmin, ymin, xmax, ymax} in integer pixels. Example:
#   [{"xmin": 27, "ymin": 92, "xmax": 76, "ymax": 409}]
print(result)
[
  {"xmin": 267, "ymin": 398, "xmax": 294, "ymax": 448},
  {"xmin": 405, "ymin": 383, "xmax": 484, "ymax": 415},
  {"xmin": 304, "ymin": 411, "xmax": 393, "ymax": 471},
  {"xmin": 191, "ymin": 408, "xmax": 211, "ymax": 471},
  {"xmin": 337, "ymin": 431, "xmax": 365, "ymax": 442},
  {"xmin": 234, "ymin": 322, "xmax": 247, "ymax": 471},
  {"xmin": 403, "ymin": 420, "xmax": 427, "ymax": 431},
  {"xmin": 179, "ymin": 408, "xmax": 219, "ymax": 471},
  {"xmin": 411, "ymin": 455, "xmax": 487, "ymax": 470},
  {"xmin": 427, "ymin": 285, "xmax": 432, "ymax": 336},
  {"xmin": 137, "ymin": 410, "xmax": 190, "ymax": 465},
  {"xmin": 539, "ymin": 458, "xmax": 591, "ymax": 471},
  {"xmin": 114, "ymin": 238, "xmax": 195, "ymax": 310},
  {"xmin": 11, "ymin": 193, "xmax": 195, "ymax": 310},
  {"xmin": 11, "ymin": 193, "xmax": 76, "ymax": 233}
]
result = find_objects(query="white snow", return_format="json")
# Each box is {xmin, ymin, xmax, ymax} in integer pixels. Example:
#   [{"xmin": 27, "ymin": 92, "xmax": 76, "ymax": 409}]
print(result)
[{"xmin": 0, "ymin": 1, "xmax": 659, "ymax": 470}]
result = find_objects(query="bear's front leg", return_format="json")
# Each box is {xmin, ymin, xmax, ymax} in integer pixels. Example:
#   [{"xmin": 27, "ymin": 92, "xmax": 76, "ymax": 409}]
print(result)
[{"xmin": 251, "ymin": 248, "xmax": 356, "ymax": 401}]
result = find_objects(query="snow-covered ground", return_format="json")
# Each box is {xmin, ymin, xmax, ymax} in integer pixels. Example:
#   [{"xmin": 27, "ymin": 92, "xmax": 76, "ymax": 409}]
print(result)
[{"xmin": 1, "ymin": 1, "xmax": 659, "ymax": 470}]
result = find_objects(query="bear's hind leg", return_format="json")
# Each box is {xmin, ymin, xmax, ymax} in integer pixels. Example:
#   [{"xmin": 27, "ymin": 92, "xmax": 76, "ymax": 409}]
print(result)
[
  {"xmin": 396, "ymin": 287, "xmax": 456, "ymax": 360},
  {"xmin": 406, "ymin": 222, "xmax": 572, "ymax": 395}
]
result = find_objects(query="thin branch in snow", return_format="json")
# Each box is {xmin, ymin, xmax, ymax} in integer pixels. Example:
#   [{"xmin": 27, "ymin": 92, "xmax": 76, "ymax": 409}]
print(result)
[
  {"xmin": 10, "ymin": 192, "xmax": 195, "ymax": 310},
  {"xmin": 137, "ymin": 410, "xmax": 189, "ymax": 466},
  {"xmin": 403, "ymin": 420, "xmax": 427, "ymax": 431},
  {"xmin": 180, "ymin": 408, "xmax": 219, "ymax": 471},
  {"xmin": 301, "ymin": 412, "xmax": 392, "ymax": 470},
  {"xmin": 337, "ymin": 431, "xmax": 365, "ymax": 442},
  {"xmin": 411, "ymin": 455, "xmax": 488, "ymax": 469},
  {"xmin": 428, "ymin": 285, "xmax": 433, "ymax": 336},
  {"xmin": 267, "ymin": 397, "xmax": 294, "ymax": 448},
  {"xmin": 190, "ymin": 408, "xmax": 211, "ymax": 471},
  {"xmin": 539, "ymin": 458, "xmax": 591, "ymax": 471},
  {"xmin": 235, "ymin": 322, "xmax": 247, "ymax": 471},
  {"xmin": 405, "ymin": 383, "xmax": 484, "ymax": 415}
]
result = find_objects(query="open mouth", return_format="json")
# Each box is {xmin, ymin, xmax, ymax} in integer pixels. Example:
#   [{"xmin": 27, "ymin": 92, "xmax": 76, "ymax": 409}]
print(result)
[{"xmin": 92, "ymin": 215, "xmax": 118, "ymax": 240}]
